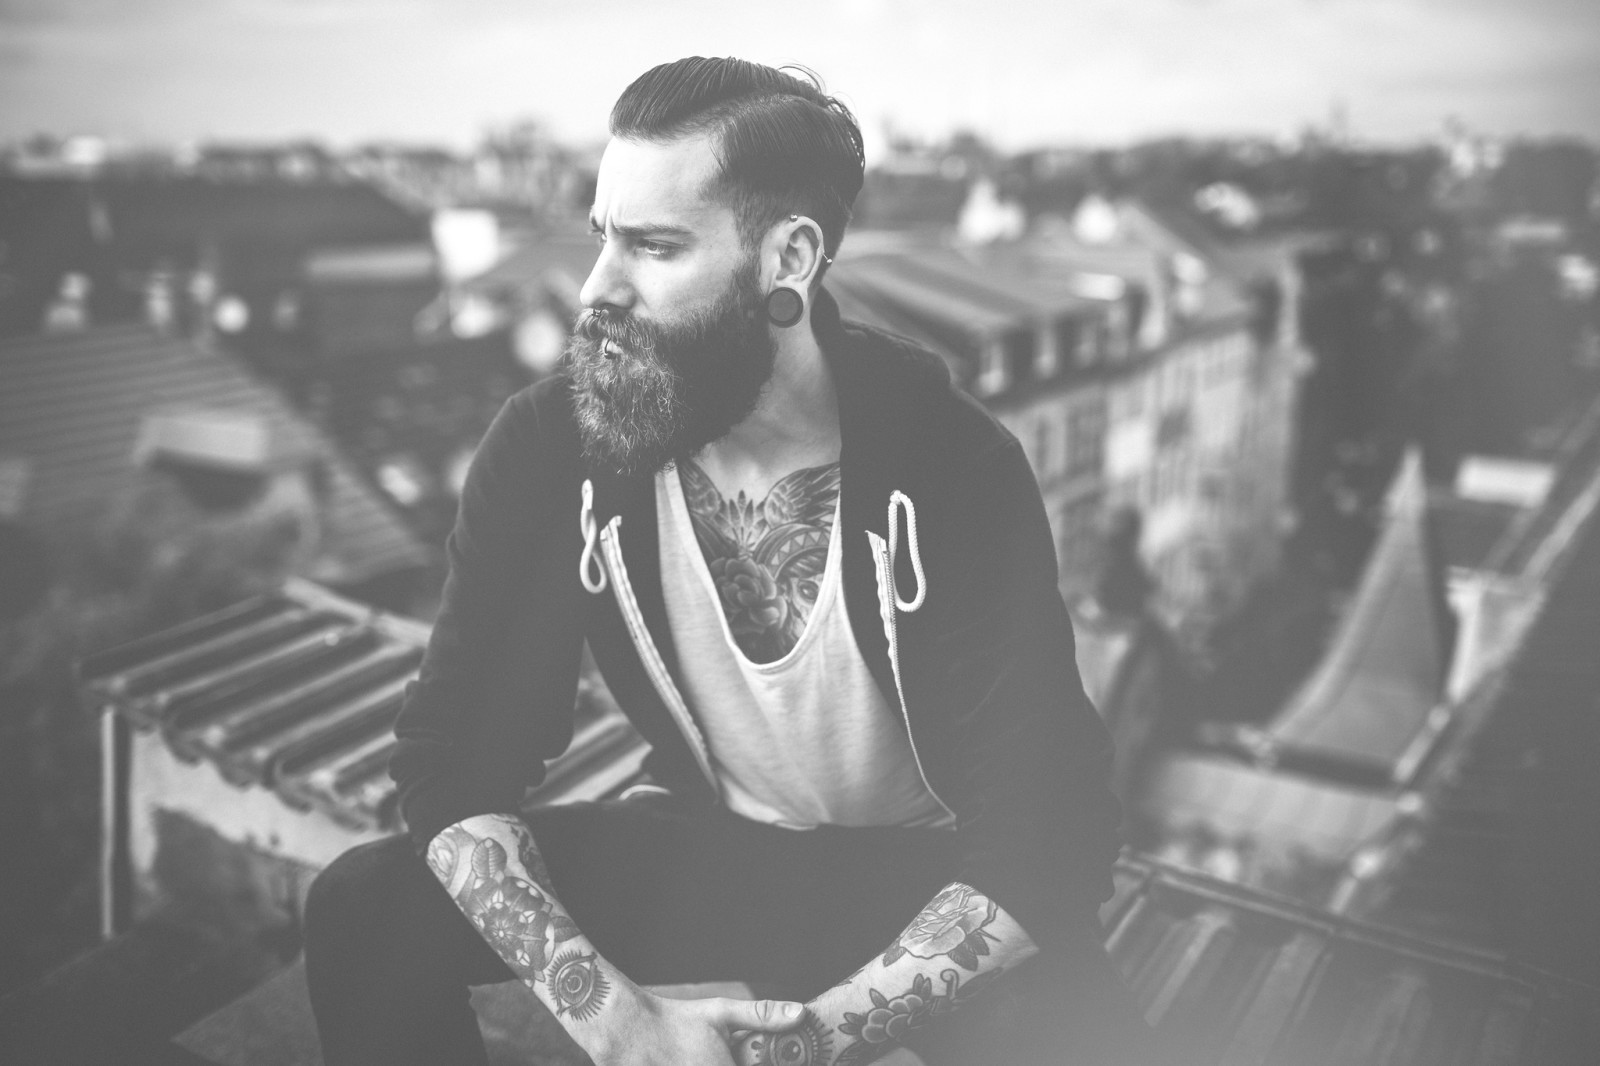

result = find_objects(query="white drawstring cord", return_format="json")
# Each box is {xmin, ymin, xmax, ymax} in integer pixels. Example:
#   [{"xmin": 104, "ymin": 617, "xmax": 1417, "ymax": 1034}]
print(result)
[
  {"xmin": 887, "ymin": 490, "xmax": 926, "ymax": 612},
  {"xmin": 579, "ymin": 479, "xmax": 607, "ymax": 594}
]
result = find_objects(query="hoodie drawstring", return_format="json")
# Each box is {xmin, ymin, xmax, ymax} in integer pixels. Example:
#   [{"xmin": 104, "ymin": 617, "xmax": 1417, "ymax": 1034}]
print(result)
[
  {"xmin": 579, "ymin": 479, "xmax": 607, "ymax": 594},
  {"xmin": 887, "ymin": 490, "xmax": 926, "ymax": 612}
]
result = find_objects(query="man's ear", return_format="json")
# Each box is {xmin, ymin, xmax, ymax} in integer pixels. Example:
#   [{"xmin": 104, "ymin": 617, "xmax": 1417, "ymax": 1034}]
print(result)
[{"xmin": 771, "ymin": 215, "xmax": 827, "ymax": 291}]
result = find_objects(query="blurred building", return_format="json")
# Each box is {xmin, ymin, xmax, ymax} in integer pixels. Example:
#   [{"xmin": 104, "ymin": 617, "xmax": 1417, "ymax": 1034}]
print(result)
[
  {"xmin": 0, "ymin": 326, "xmax": 432, "ymax": 609},
  {"xmin": 0, "ymin": 170, "xmax": 577, "ymax": 557},
  {"xmin": 1135, "ymin": 388, "xmax": 1600, "ymax": 967},
  {"xmin": 829, "ymin": 194, "xmax": 1311, "ymax": 639},
  {"xmin": 0, "ymin": 172, "xmax": 434, "ymax": 347},
  {"xmin": 342, "ymin": 123, "xmax": 593, "ymax": 217}
]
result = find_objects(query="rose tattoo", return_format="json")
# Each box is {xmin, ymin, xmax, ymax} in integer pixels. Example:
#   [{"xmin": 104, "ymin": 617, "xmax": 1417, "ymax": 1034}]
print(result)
[{"xmin": 881, "ymin": 883, "xmax": 999, "ymax": 971}]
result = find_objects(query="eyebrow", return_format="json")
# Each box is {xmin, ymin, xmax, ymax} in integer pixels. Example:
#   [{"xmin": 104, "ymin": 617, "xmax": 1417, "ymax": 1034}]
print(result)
[{"xmin": 587, "ymin": 212, "xmax": 695, "ymax": 240}]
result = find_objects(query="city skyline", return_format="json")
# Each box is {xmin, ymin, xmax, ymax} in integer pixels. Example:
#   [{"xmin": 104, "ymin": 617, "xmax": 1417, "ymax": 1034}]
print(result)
[{"xmin": 2, "ymin": 0, "xmax": 1597, "ymax": 157}]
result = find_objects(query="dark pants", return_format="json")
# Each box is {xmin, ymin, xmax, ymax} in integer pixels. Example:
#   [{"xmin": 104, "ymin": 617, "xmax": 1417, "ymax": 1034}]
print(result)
[{"xmin": 304, "ymin": 799, "xmax": 1156, "ymax": 1065}]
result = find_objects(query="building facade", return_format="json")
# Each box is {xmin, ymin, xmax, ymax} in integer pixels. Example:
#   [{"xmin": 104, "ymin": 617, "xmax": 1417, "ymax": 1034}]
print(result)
[{"xmin": 829, "ymin": 199, "xmax": 1309, "ymax": 638}]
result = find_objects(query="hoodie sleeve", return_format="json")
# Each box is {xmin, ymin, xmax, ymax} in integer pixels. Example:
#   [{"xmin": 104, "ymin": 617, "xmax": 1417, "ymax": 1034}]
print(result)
[
  {"xmin": 916, "ymin": 436, "xmax": 1123, "ymax": 953},
  {"xmin": 388, "ymin": 383, "xmax": 588, "ymax": 853}
]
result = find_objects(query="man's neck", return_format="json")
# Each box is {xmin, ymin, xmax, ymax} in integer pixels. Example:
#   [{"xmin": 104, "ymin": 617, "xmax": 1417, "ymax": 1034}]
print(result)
[{"xmin": 690, "ymin": 319, "xmax": 840, "ymax": 497}]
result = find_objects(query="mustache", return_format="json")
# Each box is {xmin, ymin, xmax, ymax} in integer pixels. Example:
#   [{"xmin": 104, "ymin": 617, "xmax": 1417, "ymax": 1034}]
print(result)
[{"xmin": 574, "ymin": 308, "xmax": 657, "ymax": 357}]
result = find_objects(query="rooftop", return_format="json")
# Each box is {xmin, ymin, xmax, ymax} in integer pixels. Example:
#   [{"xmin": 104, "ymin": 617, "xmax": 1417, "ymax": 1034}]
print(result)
[
  {"xmin": 79, "ymin": 579, "xmax": 647, "ymax": 833},
  {"xmin": 1261, "ymin": 451, "xmax": 1453, "ymax": 785},
  {"xmin": 15, "ymin": 849, "xmax": 1595, "ymax": 1064},
  {"xmin": 1103, "ymin": 854, "xmax": 1598, "ymax": 1066},
  {"xmin": 1366, "ymin": 438, "xmax": 1600, "ymax": 984},
  {"xmin": 0, "ymin": 324, "xmax": 431, "ymax": 588},
  {"xmin": 39, "ymin": 539, "xmax": 1600, "ymax": 1064}
]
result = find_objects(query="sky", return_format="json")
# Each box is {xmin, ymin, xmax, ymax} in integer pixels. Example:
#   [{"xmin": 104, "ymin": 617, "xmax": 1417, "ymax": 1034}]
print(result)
[{"xmin": 2, "ymin": 0, "xmax": 1597, "ymax": 156}]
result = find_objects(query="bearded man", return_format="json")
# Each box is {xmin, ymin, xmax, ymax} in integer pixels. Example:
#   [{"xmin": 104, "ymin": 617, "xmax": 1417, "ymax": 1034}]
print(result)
[{"xmin": 304, "ymin": 57, "xmax": 1154, "ymax": 1066}]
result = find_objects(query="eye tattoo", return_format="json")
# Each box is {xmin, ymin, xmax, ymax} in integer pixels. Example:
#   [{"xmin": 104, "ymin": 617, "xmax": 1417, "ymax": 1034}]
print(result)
[
  {"xmin": 744, "ymin": 1013, "xmax": 833, "ymax": 1066},
  {"xmin": 546, "ymin": 950, "xmax": 610, "ymax": 1022}
]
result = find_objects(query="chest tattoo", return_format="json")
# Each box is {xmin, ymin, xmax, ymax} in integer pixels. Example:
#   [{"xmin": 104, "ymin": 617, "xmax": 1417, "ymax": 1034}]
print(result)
[{"xmin": 678, "ymin": 459, "xmax": 841, "ymax": 664}]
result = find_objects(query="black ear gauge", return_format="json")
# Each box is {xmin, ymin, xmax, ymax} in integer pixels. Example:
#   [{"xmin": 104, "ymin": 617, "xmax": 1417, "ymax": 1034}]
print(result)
[{"xmin": 766, "ymin": 286, "xmax": 804, "ymax": 328}]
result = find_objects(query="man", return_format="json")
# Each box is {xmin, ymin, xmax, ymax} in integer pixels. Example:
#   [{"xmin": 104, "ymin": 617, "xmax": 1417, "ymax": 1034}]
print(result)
[{"xmin": 305, "ymin": 57, "xmax": 1150, "ymax": 1066}]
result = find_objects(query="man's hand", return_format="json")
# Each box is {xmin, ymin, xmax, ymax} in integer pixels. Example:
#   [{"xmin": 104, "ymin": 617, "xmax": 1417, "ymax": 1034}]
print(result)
[
  {"xmin": 590, "ymin": 980, "xmax": 806, "ymax": 1066},
  {"xmin": 732, "ymin": 1001, "xmax": 840, "ymax": 1066},
  {"xmin": 426, "ymin": 814, "xmax": 806, "ymax": 1064},
  {"xmin": 732, "ymin": 882, "xmax": 1039, "ymax": 1066}
]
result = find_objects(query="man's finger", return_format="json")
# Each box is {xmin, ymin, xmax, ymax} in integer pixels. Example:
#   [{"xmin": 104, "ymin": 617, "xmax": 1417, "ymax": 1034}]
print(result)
[
  {"xmin": 699, "ymin": 996, "xmax": 805, "ymax": 1032},
  {"xmin": 729, "ymin": 1029, "xmax": 765, "ymax": 1066}
]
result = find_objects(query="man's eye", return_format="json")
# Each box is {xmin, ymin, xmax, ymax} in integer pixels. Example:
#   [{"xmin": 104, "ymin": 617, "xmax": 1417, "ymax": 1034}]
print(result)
[{"xmin": 638, "ymin": 240, "xmax": 673, "ymax": 258}]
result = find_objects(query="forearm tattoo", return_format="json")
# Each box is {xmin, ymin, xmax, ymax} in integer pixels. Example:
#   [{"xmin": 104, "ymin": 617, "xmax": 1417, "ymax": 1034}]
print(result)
[
  {"xmin": 425, "ymin": 821, "xmax": 609, "ymax": 1021},
  {"xmin": 737, "ymin": 1010, "xmax": 833, "ymax": 1066},
  {"xmin": 814, "ymin": 883, "xmax": 1007, "ymax": 1064},
  {"xmin": 834, "ymin": 969, "xmax": 1004, "ymax": 1066},
  {"xmin": 679, "ymin": 459, "xmax": 840, "ymax": 664},
  {"xmin": 880, "ymin": 882, "xmax": 999, "ymax": 971},
  {"xmin": 547, "ymin": 950, "xmax": 610, "ymax": 1022}
]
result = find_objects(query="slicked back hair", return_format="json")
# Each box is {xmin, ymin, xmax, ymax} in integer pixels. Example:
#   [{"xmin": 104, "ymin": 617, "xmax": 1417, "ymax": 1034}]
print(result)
[{"xmin": 610, "ymin": 57, "xmax": 865, "ymax": 281}]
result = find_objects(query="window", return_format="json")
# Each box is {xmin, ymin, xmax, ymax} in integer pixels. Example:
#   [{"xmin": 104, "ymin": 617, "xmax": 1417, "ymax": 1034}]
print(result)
[
  {"xmin": 1076, "ymin": 318, "xmax": 1103, "ymax": 366},
  {"xmin": 1032, "ymin": 417, "xmax": 1056, "ymax": 480},
  {"xmin": 1151, "ymin": 460, "xmax": 1170, "ymax": 507},
  {"xmin": 1110, "ymin": 381, "xmax": 1146, "ymax": 422},
  {"xmin": 1054, "ymin": 319, "xmax": 1080, "ymax": 370},
  {"xmin": 1056, "ymin": 491, "xmax": 1104, "ymax": 581},
  {"xmin": 1248, "ymin": 278, "xmax": 1282, "ymax": 347},
  {"xmin": 1002, "ymin": 328, "xmax": 1034, "ymax": 386},
  {"xmin": 1156, "ymin": 406, "xmax": 1192, "ymax": 450},
  {"xmin": 1124, "ymin": 284, "xmax": 1148, "ymax": 353},
  {"xmin": 1104, "ymin": 302, "xmax": 1131, "ymax": 361},
  {"xmin": 1171, "ymin": 355, "xmax": 1197, "ymax": 401},
  {"xmin": 1064, "ymin": 399, "xmax": 1107, "ymax": 480},
  {"xmin": 976, "ymin": 337, "xmax": 1010, "ymax": 396},
  {"xmin": 1034, "ymin": 322, "xmax": 1061, "ymax": 379},
  {"xmin": 1108, "ymin": 477, "xmax": 1140, "ymax": 510}
]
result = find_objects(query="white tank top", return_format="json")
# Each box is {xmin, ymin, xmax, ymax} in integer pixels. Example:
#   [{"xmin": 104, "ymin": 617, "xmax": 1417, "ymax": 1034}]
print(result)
[{"xmin": 655, "ymin": 464, "xmax": 951, "ymax": 830}]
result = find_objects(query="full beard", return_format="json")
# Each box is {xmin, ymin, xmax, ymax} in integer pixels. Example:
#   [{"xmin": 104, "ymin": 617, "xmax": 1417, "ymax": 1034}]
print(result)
[{"xmin": 565, "ymin": 259, "xmax": 777, "ymax": 477}]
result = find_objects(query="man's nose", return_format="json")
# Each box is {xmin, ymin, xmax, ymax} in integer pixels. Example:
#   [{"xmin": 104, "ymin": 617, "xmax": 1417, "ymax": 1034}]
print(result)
[{"xmin": 578, "ymin": 241, "xmax": 632, "ymax": 313}]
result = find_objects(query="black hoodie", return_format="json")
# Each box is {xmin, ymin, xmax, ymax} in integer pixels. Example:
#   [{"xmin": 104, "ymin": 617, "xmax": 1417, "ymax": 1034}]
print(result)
[{"xmin": 390, "ymin": 288, "xmax": 1123, "ymax": 955}]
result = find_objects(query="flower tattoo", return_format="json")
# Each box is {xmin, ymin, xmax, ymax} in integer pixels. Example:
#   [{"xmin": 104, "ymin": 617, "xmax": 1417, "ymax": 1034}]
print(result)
[
  {"xmin": 835, "ymin": 969, "xmax": 1004, "ymax": 1066},
  {"xmin": 546, "ymin": 950, "xmax": 610, "ymax": 1022},
  {"xmin": 466, "ymin": 880, "xmax": 562, "ymax": 972},
  {"xmin": 429, "ymin": 831, "xmax": 578, "ymax": 985},
  {"xmin": 881, "ymin": 883, "xmax": 999, "ymax": 971},
  {"xmin": 680, "ymin": 460, "xmax": 838, "ymax": 663},
  {"xmin": 425, "ymin": 830, "xmax": 461, "ymax": 884},
  {"xmin": 711, "ymin": 555, "xmax": 790, "ymax": 635}
]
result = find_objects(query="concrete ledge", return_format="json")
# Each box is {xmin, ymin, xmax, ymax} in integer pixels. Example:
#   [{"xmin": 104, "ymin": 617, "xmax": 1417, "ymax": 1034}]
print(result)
[
  {"xmin": 0, "ymin": 921, "xmax": 259, "ymax": 1066},
  {"xmin": 172, "ymin": 961, "xmax": 925, "ymax": 1066}
]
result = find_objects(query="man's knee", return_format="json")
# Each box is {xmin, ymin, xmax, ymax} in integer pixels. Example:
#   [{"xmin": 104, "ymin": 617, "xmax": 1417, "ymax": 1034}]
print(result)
[{"xmin": 305, "ymin": 835, "xmax": 419, "ymax": 950}]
